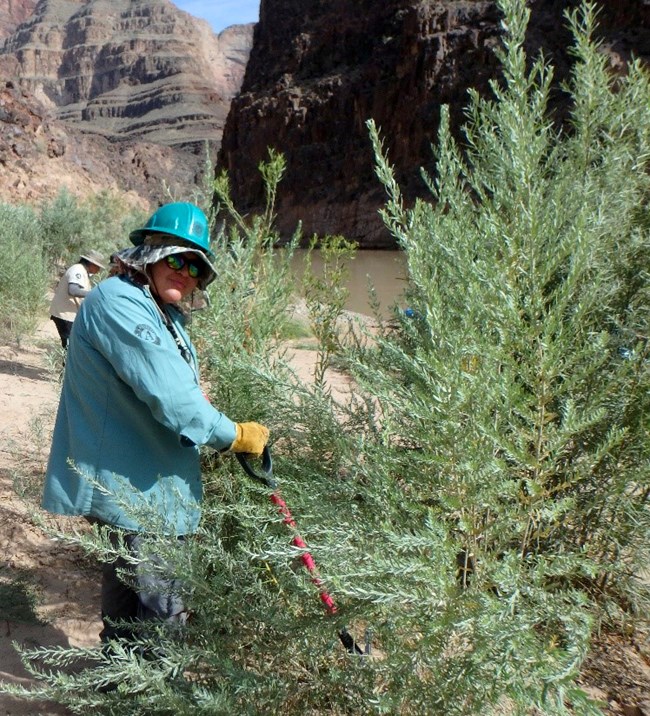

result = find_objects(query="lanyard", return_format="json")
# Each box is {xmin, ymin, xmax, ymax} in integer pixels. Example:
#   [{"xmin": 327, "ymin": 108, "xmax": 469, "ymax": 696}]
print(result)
[{"xmin": 146, "ymin": 286, "xmax": 200, "ymax": 384}]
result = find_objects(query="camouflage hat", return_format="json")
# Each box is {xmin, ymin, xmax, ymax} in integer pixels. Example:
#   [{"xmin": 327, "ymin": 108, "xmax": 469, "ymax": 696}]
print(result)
[{"xmin": 116, "ymin": 240, "xmax": 217, "ymax": 291}]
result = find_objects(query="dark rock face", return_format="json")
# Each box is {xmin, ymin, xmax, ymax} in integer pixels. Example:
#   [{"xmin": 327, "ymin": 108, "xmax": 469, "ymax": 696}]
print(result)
[
  {"xmin": 0, "ymin": 0, "xmax": 254, "ymax": 207},
  {"xmin": 218, "ymin": 0, "xmax": 650, "ymax": 248}
]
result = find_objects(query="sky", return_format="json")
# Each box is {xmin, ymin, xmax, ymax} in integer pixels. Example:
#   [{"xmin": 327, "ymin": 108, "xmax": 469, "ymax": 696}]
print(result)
[{"xmin": 172, "ymin": 1, "xmax": 260, "ymax": 33}]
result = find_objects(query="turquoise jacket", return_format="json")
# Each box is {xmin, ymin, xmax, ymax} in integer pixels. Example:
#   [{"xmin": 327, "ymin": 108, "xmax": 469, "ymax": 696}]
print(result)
[{"xmin": 42, "ymin": 275, "xmax": 237, "ymax": 535}]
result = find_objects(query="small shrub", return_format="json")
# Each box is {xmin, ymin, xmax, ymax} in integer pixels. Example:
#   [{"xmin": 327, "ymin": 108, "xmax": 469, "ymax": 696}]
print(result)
[
  {"xmin": 302, "ymin": 234, "xmax": 357, "ymax": 385},
  {"xmin": 39, "ymin": 188, "xmax": 146, "ymax": 269},
  {"xmin": 0, "ymin": 567, "xmax": 44, "ymax": 634},
  {"xmin": 0, "ymin": 203, "xmax": 49, "ymax": 342}
]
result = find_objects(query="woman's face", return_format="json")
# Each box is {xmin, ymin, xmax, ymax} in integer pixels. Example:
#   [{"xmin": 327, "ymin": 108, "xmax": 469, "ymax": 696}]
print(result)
[{"xmin": 149, "ymin": 253, "xmax": 201, "ymax": 304}]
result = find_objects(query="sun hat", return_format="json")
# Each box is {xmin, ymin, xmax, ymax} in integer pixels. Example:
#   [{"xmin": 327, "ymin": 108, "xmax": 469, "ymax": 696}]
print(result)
[
  {"xmin": 80, "ymin": 249, "xmax": 106, "ymax": 269},
  {"xmin": 116, "ymin": 239, "xmax": 217, "ymax": 291}
]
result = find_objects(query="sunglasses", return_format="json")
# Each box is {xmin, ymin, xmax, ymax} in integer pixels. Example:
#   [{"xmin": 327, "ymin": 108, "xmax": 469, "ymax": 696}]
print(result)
[{"xmin": 165, "ymin": 253, "xmax": 204, "ymax": 279}]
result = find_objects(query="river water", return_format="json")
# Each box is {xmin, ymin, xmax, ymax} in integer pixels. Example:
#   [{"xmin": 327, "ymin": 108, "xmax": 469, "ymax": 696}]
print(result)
[{"xmin": 291, "ymin": 249, "xmax": 408, "ymax": 317}]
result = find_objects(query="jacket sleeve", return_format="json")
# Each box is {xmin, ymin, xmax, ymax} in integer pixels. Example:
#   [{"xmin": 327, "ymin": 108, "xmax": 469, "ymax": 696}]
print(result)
[
  {"xmin": 80, "ymin": 281, "xmax": 237, "ymax": 450},
  {"xmin": 68, "ymin": 283, "xmax": 90, "ymax": 298}
]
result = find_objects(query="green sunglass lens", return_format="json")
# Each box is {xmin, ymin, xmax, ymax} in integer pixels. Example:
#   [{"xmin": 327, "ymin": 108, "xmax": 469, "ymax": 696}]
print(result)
[
  {"xmin": 167, "ymin": 255, "xmax": 183, "ymax": 270},
  {"xmin": 166, "ymin": 254, "xmax": 202, "ymax": 279}
]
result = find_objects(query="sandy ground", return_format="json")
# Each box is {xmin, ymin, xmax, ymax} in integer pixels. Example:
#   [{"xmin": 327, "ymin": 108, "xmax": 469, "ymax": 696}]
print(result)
[
  {"xmin": 0, "ymin": 319, "xmax": 648, "ymax": 716},
  {"xmin": 0, "ymin": 320, "xmax": 100, "ymax": 715}
]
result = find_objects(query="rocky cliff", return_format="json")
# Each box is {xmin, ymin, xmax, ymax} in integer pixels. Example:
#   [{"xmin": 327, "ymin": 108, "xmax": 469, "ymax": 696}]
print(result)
[
  {"xmin": 0, "ymin": 0, "xmax": 38, "ymax": 40},
  {"xmin": 0, "ymin": 79, "xmax": 201, "ymax": 210},
  {"xmin": 0, "ymin": 0, "xmax": 253, "ymax": 207},
  {"xmin": 218, "ymin": 0, "xmax": 650, "ymax": 248}
]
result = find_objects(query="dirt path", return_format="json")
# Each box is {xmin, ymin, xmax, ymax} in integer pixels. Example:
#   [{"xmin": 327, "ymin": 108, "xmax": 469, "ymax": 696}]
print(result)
[{"xmin": 0, "ymin": 321, "xmax": 100, "ymax": 715}]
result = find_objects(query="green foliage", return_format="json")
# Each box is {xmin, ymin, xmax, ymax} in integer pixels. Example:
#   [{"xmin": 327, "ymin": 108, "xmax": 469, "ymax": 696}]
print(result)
[
  {"xmin": 0, "ymin": 567, "xmax": 43, "ymax": 632},
  {"xmin": 346, "ymin": 0, "xmax": 649, "ymax": 710},
  {"xmin": 0, "ymin": 203, "xmax": 49, "ymax": 342},
  {"xmin": 39, "ymin": 188, "xmax": 92, "ymax": 266},
  {"xmin": 2, "ymin": 149, "xmax": 368, "ymax": 714},
  {"xmin": 195, "ymin": 148, "xmax": 299, "ymax": 423},
  {"xmin": 302, "ymin": 234, "xmax": 357, "ymax": 385},
  {"xmin": 39, "ymin": 188, "xmax": 146, "ymax": 268},
  {"xmin": 212, "ymin": 147, "xmax": 287, "ymax": 252},
  {"xmin": 0, "ymin": 189, "xmax": 145, "ymax": 342},
  {"xmin": 364, "ymin": 0, "xmax": 649, "ymax": 599},
  {"xmin": 5, "ymin": 1, "xmax": 649, "ymax": 713}
]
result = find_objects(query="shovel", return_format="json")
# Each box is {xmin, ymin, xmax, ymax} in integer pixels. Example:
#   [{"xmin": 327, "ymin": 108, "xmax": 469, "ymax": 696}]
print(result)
[{"xmin": 235, "ymin": 446, "xmax": 367, "ymax": 655}]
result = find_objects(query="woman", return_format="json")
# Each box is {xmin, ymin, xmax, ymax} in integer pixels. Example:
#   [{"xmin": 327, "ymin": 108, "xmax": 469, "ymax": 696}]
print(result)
[{"xmin": 42, "ymin": 201, "xmax": 269, "ymax": 642}]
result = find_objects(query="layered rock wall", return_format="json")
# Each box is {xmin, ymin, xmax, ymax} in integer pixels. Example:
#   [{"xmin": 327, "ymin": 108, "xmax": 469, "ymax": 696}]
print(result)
[
  {"xmin": 1, "ymin": 0, "xmax": 253, "ymax": 150},
  {"xmin": 0, "ymin": 80, "xmax": 197, "ymax": 208},
  {"xmin": 218, "ymin": 0, "xmax": 650, "ymax": 248},
  {"xmin": 0, "ymin": 0, "xmax": 38, "ymax": 40},
  {"xmin": 0, "ymin": 0, "xmax": 254, "ymax": 208}
]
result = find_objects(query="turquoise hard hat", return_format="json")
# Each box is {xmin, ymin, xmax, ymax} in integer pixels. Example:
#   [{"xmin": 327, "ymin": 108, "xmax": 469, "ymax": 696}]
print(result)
[{"xmin": 129, "ymin": 202, "xmax": 213, "ymax": 256}]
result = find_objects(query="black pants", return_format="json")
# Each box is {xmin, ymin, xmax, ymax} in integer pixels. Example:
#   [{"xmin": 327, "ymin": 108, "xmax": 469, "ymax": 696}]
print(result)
[
  {"xmin": 50, "ymin": 316, "xmax": 73, "ymax": 348},
  {"xmin": 88, "ymin": 521, "xmax": 187, "ymax": 643}
]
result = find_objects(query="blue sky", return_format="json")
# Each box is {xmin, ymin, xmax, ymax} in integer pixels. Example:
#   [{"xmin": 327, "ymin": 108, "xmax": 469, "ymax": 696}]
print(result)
[{"xmin": 172, "ymin": 1, "xmax": 260, "ymax": 33}]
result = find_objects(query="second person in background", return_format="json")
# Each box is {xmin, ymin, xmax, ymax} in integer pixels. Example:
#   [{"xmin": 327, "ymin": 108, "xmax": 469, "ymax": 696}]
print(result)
[{"xmin": 49, "ymin": 249, "xmax": 106, "ymax": 348}]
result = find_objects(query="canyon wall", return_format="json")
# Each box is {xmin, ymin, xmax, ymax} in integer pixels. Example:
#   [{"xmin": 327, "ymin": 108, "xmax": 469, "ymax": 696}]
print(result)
[
  {"xmin": 218, "ymin": 0, "xmax": 650, "ymax": 247},
  {"xmin": 0, "ymin": 0, "xmax": 254, "ymax": 207}
]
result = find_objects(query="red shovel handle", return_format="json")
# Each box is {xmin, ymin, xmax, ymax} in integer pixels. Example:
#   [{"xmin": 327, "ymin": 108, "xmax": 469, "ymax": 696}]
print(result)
[{"xmin": 236, "ymin": 448, "xmax": 364, "ymax": 654}]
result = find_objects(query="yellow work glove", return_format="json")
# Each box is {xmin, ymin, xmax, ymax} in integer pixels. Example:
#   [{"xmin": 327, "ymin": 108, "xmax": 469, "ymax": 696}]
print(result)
[{"xmin": 230, "ymin": 422, "xmax": 270, "ymax": 457}]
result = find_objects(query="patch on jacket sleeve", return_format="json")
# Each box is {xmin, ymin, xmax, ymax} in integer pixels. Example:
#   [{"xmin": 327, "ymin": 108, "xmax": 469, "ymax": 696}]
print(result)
[{"xmin": 135, "ymin": 324, "xmax": 161, "ymax": 345}]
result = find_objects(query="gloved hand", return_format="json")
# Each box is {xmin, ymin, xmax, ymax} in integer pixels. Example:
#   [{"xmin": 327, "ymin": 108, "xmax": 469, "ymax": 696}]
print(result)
[{"xmin": 230, "ymin": 422, "xmax": 270, "ymax": 457}]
